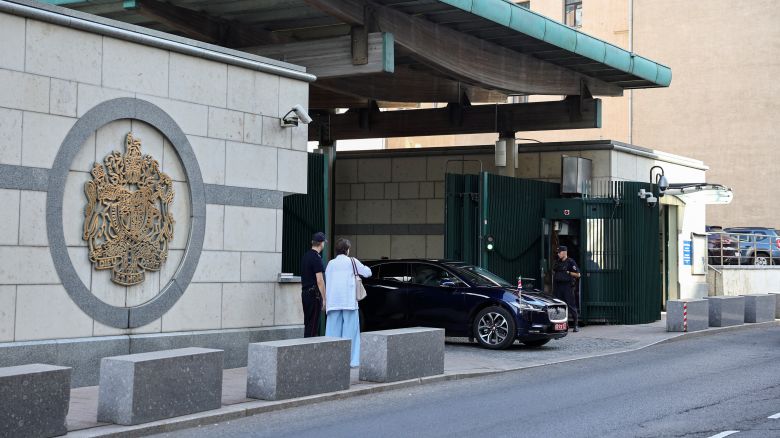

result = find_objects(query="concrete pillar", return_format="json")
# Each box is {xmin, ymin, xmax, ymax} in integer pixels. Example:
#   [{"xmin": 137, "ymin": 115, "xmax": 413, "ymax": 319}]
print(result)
[
  {"xmin": 315, "ymin": 141, "xmax": 336, "ymax": 261},
  {"xmin": 495, "ymin": 135, "xmax": 516, "ymax": 177}
]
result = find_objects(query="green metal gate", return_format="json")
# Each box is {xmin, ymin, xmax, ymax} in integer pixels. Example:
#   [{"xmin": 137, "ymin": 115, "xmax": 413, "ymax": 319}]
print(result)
[
  {"xmin": 446, "ymin": 173, "xmax": 661, "ymax": 325},
  {"xmin": 546, "ymin": 182, "xmax": 661, "ymax": 324},
  {"xmin": 281, "ymin": 153, "xmax": 328, "ymax": 275},
  {"xmin": 481, "ymin": 173, "xmax": 560, "ymax": 284},
  {"xmin": 580, "ymin": 181, "xmax": 661, "ymax": 324},
  {"xmin": 444, "ymin": 172, "xmax": 558, "ymax": 283},
  {"xmin": 444, "ymin": 173, "xmax": 480, "ymax": 265}
]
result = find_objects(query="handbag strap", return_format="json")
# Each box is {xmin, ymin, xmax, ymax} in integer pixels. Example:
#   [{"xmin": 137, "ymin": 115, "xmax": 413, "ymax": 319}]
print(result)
[{"xmin": 350, "ymin": 257, "xmax": 359, "ymax": 277}]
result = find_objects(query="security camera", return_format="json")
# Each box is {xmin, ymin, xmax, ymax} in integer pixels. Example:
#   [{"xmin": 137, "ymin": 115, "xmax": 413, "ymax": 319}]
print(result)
[
  {"xmin": 657, "ymin": 175, "xmax": 669, "ymax": 195},
  {"xmin": 646, "ymin": 195, "xmax": 658, "ymax": 208},
  {"xmin": 281, "ymin": 104, "xmax": 312, "ymax": 128}
]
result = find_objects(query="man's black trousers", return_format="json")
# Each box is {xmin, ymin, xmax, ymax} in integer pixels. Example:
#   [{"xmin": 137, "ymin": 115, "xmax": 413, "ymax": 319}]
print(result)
[{"xmin": 301, "ymin": 286, "xmax": 322, "ymax": 337}]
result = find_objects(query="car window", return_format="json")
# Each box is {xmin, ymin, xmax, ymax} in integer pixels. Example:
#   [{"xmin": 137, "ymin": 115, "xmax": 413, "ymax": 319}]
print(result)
[
  {"xmin": 376, "ymin": 263, "xmax": 411, "ymax": 283},
  {"xmin": 410, "ymin": 264, "xmax": 461, "ymax": 287},
  {"xmin": 450, "ymin": 265, "xmax": 513, "ymax": 288}
]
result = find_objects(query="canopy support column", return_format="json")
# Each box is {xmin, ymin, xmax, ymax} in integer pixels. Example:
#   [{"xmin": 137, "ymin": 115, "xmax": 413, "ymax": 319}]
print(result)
[{"xmin": 495, "ymin": 134, "xmax": 517, "ymax": 178}]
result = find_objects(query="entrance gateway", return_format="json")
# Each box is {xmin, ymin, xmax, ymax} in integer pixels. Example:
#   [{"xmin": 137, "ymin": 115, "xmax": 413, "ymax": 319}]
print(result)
[{"xmin": 445, "ymin": 173, "xmax": 661, "ymax": 325}]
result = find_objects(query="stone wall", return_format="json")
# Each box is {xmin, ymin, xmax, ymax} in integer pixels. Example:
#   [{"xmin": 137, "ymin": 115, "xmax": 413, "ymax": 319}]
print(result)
[
  {"xmin": 0, "ymin": 5, "xmax": 309, "ymax": 344},
  {"xmin": 333, "ymin": 152, "xmax": 496, "ymax": 260}
]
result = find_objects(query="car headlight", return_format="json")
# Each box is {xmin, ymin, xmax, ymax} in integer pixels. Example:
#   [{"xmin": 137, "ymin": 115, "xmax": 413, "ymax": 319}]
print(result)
[{"xmin": 511, "ymin": 300, "xmax": 544, "ymax": 311}]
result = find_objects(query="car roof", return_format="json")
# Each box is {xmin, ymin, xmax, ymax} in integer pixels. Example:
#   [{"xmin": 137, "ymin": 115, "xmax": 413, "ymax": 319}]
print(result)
[{"xmin": 363, "ymin": 259, "xmax": 460, "ymax": 265}]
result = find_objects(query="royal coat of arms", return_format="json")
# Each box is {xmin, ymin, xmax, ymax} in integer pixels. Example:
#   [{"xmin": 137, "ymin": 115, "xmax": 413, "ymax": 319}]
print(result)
[{"xmin": 83, "ymin": 133, "xmax": 175, "ymax": 286}]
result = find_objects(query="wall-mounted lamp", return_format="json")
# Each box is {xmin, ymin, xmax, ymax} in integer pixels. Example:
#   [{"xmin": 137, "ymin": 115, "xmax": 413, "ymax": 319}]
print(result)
[
  {"xmin": 280, "ymin": 104, "xmax": 312, "ymax": 128},
  {"xmin": 650, "ymin": 165, "xmax": 669, "ymax": 196}
]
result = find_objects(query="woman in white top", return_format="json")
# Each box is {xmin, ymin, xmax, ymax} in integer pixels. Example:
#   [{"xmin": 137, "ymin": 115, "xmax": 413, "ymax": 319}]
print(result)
[{"xmin": 324, "ymin": 238, "xmax": 372, "ymax": 367}]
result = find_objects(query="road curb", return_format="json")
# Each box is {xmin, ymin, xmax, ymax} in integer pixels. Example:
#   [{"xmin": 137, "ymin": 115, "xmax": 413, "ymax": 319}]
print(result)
[
  {"xmin": 655, "ymin": 319, "xmax": 779, "ymax": 345},
  {"xmin": 67, "ymin": 321, "xmax": 778, "ymax": 437}
]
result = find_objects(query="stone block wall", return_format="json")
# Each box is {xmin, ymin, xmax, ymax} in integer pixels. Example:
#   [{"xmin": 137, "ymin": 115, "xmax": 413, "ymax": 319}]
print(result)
[
  {"xmin": 0, "ymin": 7, "xmax": 309, "ymax": 343},
  {"xmin": 334, "ymin": 152, "xmax": 495, "ymax": 260}
]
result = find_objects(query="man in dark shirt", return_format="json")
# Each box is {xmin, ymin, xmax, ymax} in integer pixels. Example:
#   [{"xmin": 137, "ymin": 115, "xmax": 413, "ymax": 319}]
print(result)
[
  {"xmin": 301, "ymin": 232, "xmax": 327, "ymax": 337},
  {"xmin": 552, "ymin": 245, "xmax": 581, "ymax": 332}
]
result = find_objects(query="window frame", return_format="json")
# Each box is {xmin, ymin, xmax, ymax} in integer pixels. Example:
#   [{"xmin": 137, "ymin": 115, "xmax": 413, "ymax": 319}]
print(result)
[
  {"xmin": 374, "ymin": 262, "xmax": 412, "ymax": 284},
  {"xmin": 564, "ymin": 0, "xmax": 582, "ymax": 28},
  {"xmin": 409, "ymin": 263, "xmax": 468, "ymax": 288}
]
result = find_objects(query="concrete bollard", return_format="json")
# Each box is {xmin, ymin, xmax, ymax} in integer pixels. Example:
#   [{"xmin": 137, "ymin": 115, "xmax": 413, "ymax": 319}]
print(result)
[
  {"xmin": 97, "ymin": 347, "xmax": 223, "ymax": 425},
  {"xmin": 360, "ymin": 327, "xmax": 445, "ymax": 383},
  {"xmin": 666, "ymin": 299, "xmax": 709, "ymax": 332},
  {"xmin": 768, "ymin": 292, "xmax": 780, "ymax": 319},
  {"xmin": 742, "ymin": 294, "xmax": 776, "ymax": 323},
  {"xmin": 247, "ymin": 337, "xmax": 351, "ymax": 401},
  {"xmin": 0, "ymin": 364, "xmax": 71, "ymax": 438},
  {"xmin": 704, "ymin": 296, "xmax": 745, "ymax": 327}
]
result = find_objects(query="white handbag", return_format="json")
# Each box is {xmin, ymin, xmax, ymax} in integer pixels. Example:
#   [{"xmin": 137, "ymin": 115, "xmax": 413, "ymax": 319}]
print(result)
[{"xmin": 351, "ymin": 258, "xmax": 367, "ymax": 301}]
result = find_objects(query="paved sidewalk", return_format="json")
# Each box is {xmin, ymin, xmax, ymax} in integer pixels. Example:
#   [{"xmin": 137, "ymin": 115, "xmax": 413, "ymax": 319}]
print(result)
[{"xmin": 65, "ymin": 317, "xmax": 779, "ymax": 437}]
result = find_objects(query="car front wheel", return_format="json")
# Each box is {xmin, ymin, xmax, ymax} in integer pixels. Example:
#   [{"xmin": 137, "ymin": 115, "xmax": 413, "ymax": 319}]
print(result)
[{"xmin": 473, "ymin": 306, "xmax": 516, "ymax": 350}]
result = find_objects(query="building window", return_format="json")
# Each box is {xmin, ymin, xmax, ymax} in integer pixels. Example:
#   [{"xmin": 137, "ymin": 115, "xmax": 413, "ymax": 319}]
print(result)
[
  {"xmin": 564, "ymin": 0, "xmax": 582, "ymax": 28},
  {"xmin": 516, "ymin": 1, "xmax": 530, "ymax": 8}
]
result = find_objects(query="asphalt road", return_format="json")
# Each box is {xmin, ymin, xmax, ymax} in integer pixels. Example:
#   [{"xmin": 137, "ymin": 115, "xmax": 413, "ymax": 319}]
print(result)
[{"xmin": 157, "ymin": 326, "xmax": 780, "ymax": 438}]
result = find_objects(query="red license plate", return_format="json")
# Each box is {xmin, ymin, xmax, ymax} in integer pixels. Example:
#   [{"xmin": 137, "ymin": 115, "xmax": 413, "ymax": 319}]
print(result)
[{"xmin": 554, "ymin": 323, "xmax": 568, "ymax": 331}]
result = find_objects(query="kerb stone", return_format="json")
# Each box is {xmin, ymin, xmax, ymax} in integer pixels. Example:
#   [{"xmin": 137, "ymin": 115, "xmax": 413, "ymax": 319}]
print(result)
[
  {"xmin": 247, "ymin": 337, "xmax": 350, "ymax": 401},
  {"xmin": 360, "ymin": 327, "xmax": 445, "ymax": 383},
  {"xmin": 768, "ymin": 292, "xmax": 780, "ymax": 318},
  {"xmin": 705, "ymin": 296, "xmax": 745, "ymax": 327},
  {"xmin": 0, "ymin": 364, "xmax": 71, "ymax": 438},
  {"xmin": 666, "ymin": 299, "xmax": 709, "ymax": 332},
  {"xmin": 742, "ymin": 294, "xmax": 776, "ymax": 323},
  {"xmin": 97, "ymin": 347, "xmax": 223, "ymax": 425}
]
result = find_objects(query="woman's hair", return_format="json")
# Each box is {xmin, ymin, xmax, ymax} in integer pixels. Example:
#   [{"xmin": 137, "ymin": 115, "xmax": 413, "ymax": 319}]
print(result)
[{"xmin": 335, "ymin": 238, "xmax": 351, "ymax": 255}]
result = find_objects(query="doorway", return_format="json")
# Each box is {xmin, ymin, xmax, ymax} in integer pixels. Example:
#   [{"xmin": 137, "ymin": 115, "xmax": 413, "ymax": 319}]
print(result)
[{"xmin": 662, "ymin": 204, "xmax": 679, "ymax": 304}]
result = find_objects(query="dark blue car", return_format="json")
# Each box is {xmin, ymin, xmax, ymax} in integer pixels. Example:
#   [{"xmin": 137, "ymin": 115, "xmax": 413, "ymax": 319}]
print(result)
[
  {"xmin": 724, "ymin": 227, "xmax": 780, "ymax": 265},
  {"xmin": 359, "ymin": 259, "xmax": 569, "ymax": 349}
]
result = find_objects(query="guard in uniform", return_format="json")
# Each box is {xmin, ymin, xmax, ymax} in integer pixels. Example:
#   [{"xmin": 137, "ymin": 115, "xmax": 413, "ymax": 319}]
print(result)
[
  {"xmin": 300, "ymin": 232, "xmax": 327, "ymax": 337},
  {"xmin": 552, "ymin": 245, "xmax": 581, "ymax": 332}
]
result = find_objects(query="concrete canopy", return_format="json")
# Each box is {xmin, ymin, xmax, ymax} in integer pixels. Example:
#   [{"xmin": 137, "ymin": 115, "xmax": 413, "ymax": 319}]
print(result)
[{"xmin": 45, "ymin": 0, "xmax": 671, "ymax": 110}]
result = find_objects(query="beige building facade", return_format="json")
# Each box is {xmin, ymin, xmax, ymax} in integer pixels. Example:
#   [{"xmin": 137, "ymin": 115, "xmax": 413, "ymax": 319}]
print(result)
[{"xmin": 387, "ymin": 0, "xmax": 780, "ymax": 229}]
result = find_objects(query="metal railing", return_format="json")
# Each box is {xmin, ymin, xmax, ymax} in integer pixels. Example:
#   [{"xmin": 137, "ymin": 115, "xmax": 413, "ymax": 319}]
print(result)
[{"xmin": 706, "ymin": 231, "xmax": 780, "ymax": 266}]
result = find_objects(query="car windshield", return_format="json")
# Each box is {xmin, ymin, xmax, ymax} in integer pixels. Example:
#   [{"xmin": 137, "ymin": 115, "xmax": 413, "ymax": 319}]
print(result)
[{"xmin": 449, "ymin": 264, "xmax": 513, "ymax": 288}]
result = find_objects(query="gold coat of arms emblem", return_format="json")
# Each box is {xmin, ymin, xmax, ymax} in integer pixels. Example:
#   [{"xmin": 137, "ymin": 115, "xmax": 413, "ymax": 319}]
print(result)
[{"xmin": 83, "ymin": 133, "xmax": 175, "ymax": 286}]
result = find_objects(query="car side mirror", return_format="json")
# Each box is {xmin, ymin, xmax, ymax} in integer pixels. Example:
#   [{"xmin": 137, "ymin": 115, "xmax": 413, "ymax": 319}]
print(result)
[{"xmin": 441, "ymin": 281, "xmax": 457, "ymax": 288}]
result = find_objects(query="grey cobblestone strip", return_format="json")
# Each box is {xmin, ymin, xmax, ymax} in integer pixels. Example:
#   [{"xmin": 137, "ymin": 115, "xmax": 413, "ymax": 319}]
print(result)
[
  {"xmin": 205, "ymin": 184, "xmax": 284, "ymax": 209},
  {"xmin": 0, "ymin": 164, "xmax": 49, "ymax": 191}
]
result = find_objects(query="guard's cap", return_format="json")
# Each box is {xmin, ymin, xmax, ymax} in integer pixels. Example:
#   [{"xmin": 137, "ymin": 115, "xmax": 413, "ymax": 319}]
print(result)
[
  {"xmin": 312, "ymin": 232, "xmax": 327, "ymax": 243},
  {"xmin": 557, "ymin": 245, "xmax": 568, "ymax": 253}
]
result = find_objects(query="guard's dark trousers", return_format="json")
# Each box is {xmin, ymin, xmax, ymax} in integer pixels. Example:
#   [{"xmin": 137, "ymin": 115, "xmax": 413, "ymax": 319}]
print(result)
[
  {"xmin": 553, "ymin": 282, "xmax": 579, "ymax": 327},
  {"xmin": 301, "ymin": 286, "xmax": 322, "ymax": 337}
]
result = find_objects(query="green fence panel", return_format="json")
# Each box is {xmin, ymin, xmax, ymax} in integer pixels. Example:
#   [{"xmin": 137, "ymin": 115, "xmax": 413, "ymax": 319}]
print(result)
[
  {"xmin": 444, "ymin": 173, "xmax": 480, "ymax": 265},
  {"xmin": 483, "ymin": 173, "xmax": 560, "ymax": 284},
  {"xmin": 281, "ymin": 153, "xmax": 326, "ymax": 276},
  {"xmin": 581, "ymin": 181, "xmax": 661, "ymax": 324}
]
